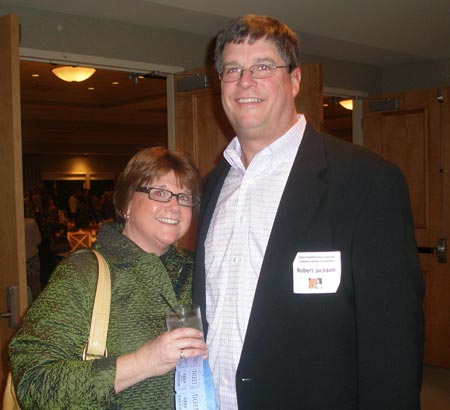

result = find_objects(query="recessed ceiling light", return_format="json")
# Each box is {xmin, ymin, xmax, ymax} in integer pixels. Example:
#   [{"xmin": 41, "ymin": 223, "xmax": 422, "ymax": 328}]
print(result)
[
  {"xmin": 88, "ymin": 87, "xmax": 95, "ymax": 90},
  {"xmin": 112, "ymin": 81, "xmax": 119, "ymax": 85},
  {"xmin": 31, "ymin": 74, "xmax": 39, "ymax": 77}
]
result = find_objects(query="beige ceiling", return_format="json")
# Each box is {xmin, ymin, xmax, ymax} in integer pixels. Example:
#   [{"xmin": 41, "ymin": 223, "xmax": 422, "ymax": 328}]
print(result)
[
  {"xmin": 3, "ymin": 0, "xmax": 449, "ymax": 66},
  {"xmin": 21, "ymin": 60, "xmax": 168, "ymax": 156}
]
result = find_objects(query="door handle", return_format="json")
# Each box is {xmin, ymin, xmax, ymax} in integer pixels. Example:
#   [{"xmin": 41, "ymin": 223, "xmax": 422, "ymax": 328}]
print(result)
[
  {"xmin": 417, "ymin": 238, "xmax": 447, "ymax": 263},
  {"xmin": 0, "ymin": 286, "xmax": 19, "ymax": 329}
]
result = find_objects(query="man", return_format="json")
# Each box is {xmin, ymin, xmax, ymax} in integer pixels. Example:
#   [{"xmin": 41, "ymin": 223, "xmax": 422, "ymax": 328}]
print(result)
[{"xmin": 193, "ymin": 14, "xmax": 424, "ymax": 410}]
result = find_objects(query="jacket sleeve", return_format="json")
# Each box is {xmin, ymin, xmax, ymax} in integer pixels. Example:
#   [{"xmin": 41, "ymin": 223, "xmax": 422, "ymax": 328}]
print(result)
[
  {"xmin": 8, "ymin": 252, "xmax": 118, "ymax": 410},
  {"xmin": 352, "ymin": 163, "xmax": 424, "ymax": 409}
]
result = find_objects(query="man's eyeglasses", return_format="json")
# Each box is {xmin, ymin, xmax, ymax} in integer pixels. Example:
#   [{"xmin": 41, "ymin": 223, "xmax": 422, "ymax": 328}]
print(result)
[
  {"xmin": 135, "ymin": 187, "xmax": 200, "ymax": 208},
  {"xmin": 219, "ymin": 63, "xmax": 289, "ymax": 83}
]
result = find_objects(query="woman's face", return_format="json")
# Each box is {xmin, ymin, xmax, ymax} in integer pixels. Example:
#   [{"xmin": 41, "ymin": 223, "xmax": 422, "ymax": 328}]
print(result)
[{"xmin": 122, "ymin": 171, "xmax": 193, "ymax": 255}]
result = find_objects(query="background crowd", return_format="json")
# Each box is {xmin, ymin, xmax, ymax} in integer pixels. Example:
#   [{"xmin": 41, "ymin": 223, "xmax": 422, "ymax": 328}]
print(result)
[{"xmin": 23, "ymin": 184, "xmax": 117, "ymax": 298}]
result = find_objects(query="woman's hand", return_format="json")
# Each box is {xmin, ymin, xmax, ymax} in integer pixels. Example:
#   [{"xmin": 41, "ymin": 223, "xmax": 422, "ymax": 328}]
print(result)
[
  {"xmin": 137, "ymin": 327, "xmax": 207, "ymax": 375},
  {"xmin": 115, "ymin": 328, "xmax": 207, "ymax": 393}
]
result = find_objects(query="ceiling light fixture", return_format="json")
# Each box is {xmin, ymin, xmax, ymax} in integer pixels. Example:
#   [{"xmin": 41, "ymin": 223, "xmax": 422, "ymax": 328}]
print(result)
[
  {"xmin": 339, "ymin": 99, "xmax": 353, "ymax": 110},
  {"xmin": 51, "ymin": 66, "xmax": 96, "ymax": 82}
]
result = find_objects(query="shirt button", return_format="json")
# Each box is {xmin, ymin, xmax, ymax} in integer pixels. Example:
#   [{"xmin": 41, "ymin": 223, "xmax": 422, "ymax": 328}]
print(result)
[
  {"xmin": 240, "ymin": 215, "xmax": 245, "ymax": 223},
  {"xmin": 227, "ymin": 296, "xmax": 234, "ymax": 304},
  {"xmin": 233, "ymin": 256, "xmax": 240, "ymax": 264},
  {"xmin": 222, "ymin": 378, "xmax": 229, "ymax": 386}
]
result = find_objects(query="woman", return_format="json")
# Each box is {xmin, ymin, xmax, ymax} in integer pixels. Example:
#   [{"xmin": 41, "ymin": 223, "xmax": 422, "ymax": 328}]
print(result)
[{"xmin": 9, "ymin": 147, "xmax": 207, "ymax": 410}]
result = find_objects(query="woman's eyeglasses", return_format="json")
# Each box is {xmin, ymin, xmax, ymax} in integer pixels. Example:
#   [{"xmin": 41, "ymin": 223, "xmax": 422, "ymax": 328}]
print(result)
[{"xmin": 135, "ymin": 187, "xmax": 200, "ymax": 208}]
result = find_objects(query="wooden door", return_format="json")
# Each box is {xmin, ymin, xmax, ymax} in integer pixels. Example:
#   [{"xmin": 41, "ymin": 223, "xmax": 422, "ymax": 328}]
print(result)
[
  {"xmin": 295, "ymin": 63, "xmax": 323, "ymax": 132},
  {"xmin": 0, "ymin": 13, "xmax": 28, "ymax": 395},
  {"xmin": 174, "ymin": 64, "xmax": 323, "ymax": 249},
  {"xmin": 174, "ymin": 67, "xmax": 234, "ymax": 177},
  {"xmin": 363, "ymin": 87, "xmax": 450, "ymax": 367}
]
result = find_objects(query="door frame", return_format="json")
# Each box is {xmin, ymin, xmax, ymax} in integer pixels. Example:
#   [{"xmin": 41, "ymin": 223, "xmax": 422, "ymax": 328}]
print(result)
[
  {"xmin": 324, "ymin": 86, "xmax": 368, "ymax": 145},
  {"xmin": 0, "ymin": 12, "xmax": 27, "ymax": 392}
]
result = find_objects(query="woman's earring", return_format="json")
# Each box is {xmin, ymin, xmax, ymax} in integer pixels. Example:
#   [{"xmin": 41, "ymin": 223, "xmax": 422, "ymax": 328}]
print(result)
[{"xmin": 123, "ymin": 212, "xmax": 130, "ymax": 220}]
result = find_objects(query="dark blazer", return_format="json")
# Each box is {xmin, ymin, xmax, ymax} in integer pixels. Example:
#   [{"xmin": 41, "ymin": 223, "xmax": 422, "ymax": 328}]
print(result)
[{"xmin": 193, "ymin": 125, "xmax": 424, "ymax": 410}]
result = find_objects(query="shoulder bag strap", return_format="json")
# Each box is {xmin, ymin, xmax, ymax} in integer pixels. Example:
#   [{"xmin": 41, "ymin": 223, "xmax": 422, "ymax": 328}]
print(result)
[{"xmin": 82, "ymin": 249, "xmax": 111, "ymax": 360}]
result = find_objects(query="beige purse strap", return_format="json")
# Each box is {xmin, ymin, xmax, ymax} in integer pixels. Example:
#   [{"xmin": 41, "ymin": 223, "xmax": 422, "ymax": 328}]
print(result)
[
  {"xmin": 82, "ymin": 249, "xmax": 111, "ymax": 360},
  {"xmin": 3, "ymin": 372, "xmax": 19, "ymax": 409}
]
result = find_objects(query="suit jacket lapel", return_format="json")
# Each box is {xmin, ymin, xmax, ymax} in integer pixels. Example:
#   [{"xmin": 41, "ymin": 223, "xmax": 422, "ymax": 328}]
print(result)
[
  {"xmin": 263, "ymin": 124, "xmax": 327, "ymax": 276},
  {"xmin": 241, "ymin": 125, "xmax": 328, "ymax": 358}
]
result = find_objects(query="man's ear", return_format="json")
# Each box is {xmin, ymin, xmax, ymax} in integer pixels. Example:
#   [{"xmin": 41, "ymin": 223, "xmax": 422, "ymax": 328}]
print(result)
[{"xmin": 290, "ymin": 67, "xmax": 301, "ymax": 97}]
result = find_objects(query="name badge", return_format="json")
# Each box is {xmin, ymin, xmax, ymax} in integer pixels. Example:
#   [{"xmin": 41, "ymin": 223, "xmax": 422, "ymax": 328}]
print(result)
[{"xmin": 292, "ymin": 251, "xmax": 341, "ymax": 294}]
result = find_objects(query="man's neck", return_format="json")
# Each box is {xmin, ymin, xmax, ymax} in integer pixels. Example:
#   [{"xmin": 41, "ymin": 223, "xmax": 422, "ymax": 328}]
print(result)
[
  {"xmin": 237, "ymin": 116, "xmax": 300, "ymax": 168},
  {"xmin": 239, "ymin": 139, "xmax": 274, "ymax": 168}
]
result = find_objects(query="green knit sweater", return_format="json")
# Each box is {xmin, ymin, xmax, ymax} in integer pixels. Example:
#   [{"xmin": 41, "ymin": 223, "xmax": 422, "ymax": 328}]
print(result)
[{"xmin": 8, "ymin": 222, "xmax": 194, "ymax": 410}]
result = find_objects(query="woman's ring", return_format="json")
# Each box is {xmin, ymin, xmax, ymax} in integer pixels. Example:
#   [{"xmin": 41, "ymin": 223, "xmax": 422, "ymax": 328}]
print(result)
[{"xmin": 179, "ymin": 349, "xmax": 185, "ymax": 360}]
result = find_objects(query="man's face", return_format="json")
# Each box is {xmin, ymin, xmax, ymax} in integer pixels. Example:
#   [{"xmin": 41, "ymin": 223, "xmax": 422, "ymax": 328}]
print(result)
[{"xmin": 220, "ymin": 37, "xmax": 301, "ymax": 145}]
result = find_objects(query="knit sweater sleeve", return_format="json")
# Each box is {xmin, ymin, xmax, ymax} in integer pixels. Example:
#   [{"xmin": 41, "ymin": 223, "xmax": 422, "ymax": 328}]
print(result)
[{"xmin": 8, "ymin": 251, "xmax": 118, "ymax": 410}]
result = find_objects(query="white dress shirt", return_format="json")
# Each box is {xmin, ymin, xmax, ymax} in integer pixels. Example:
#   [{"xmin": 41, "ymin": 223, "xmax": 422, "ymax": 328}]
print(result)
[{"xmin": 205, "ymin": 115, "xmax": 306, "ymax": 409}]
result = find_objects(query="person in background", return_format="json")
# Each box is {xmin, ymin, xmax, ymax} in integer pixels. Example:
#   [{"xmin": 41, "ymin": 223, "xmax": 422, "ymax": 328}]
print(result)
[
  {"xmin": 48, "ymin": 185, "xmax": 62, "ymax": 210},
  {"xmin": 75, "ymin": 189, "xmax": 95, "ymax": 228},
  {"xmin": 9, "ymin": 147, "xmax": 207, "ymax": 410},
  {"xmin": 102, "ymin": 190, "xmax": 116, "ymax": 221},
  {"xmin": 29, "ymin": 185, "xmax": 60, "ymax": 288},
  {"xmin": 193, "ymin": 14, "xmax": 424, "ymax": 410},
  {"xmin": 67, "ymin": 189, "xmax": 81, "ymax": 220},
  {"xmin": 24, "ymin": 203, "xmax": 42, "ymax": 300},
  {"xmin": 90, "ymin": 190, "xmax": 102, "ymax": 222}
]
